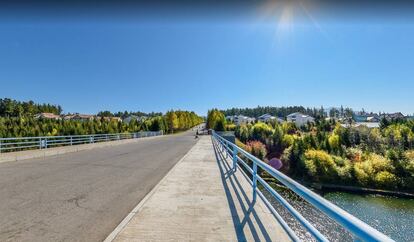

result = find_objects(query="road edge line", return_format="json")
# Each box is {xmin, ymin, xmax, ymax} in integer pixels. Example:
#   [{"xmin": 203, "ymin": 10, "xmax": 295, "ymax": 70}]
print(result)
[{"xmin": 102, "ymin": 137, "xmax": 201, "ymax": 242}]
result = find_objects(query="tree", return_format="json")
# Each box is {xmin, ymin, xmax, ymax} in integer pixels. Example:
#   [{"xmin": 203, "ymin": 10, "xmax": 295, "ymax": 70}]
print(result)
[
  {"xmin": 166, "ymin": 111, "xmax": 179, "ymax": 133},
  {"xmin": 207, "ymin": 109, "xmax": 226, "ymax": 131}
]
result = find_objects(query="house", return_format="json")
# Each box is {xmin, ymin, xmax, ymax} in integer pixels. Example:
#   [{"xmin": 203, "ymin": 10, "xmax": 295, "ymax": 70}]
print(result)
[
  {"xmin": 286, "ymin": 112, "xmax": 315, "ymax": 127},
  {"xmin": 233, "ymin": 115, "xmax": 255, "ymax": 125},
  {"xmin": 353, "ymin": 114, "xmax": 368, "ymax": 122},
  {"xmin": 258, "ymin": 114, "xmax": 274, "ymax": 122},
  {"xmin": 123, "ymin": 115, "xmax": 147, "ymax": 124},
  {"xmin": 137, "ymin": 116, "xmax": 148, "ymax": 122},
  {"xmin": 111, "ymin": 117, "xmax": 122, "ymax": 122},
  {"xmin": 382, "ymin": 112, "xmax": 405, "ymax": 121},
  {"xmin": 101, "ymin": 116, "xmax": 122, "ymax": 122},
  {"xmin": 225, "ymin": 116, "xmax": 234, "ymax": 122},
  {"xmin": 341, "ymin": 122, "xmax": 380, "ymax": 129},
  {"xmin": 71, "ymin": 114, "xmax": 95, "ymax": 121},
  {"xmin": 63, "ymin": 115, "xmax": 75, "ymax": 120},
  {"xmin": 258, "ymin": 114, "xmax": 284, "ymax": 123},
  {"xmin": 367, "ymin": 116, "xmax": 380, "ymax": 122},
  {"xmin": 123, "ymin": 116, "xmax": 137, "ymax": 124},
  {"xmin": 34, "ymin": 112, "xmax": 61, "ymax": 120}
]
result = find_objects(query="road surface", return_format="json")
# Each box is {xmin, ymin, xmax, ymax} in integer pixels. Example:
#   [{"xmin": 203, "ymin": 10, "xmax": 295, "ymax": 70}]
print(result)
[{"xmin": 0, "ymin": 129, "xmax": 200, "ymax": 241}]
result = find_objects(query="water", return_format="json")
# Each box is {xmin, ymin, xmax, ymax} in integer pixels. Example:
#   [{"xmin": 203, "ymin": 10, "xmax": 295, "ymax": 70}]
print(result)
[
  {"xmin": 264, "ymin": 187, "xmax": 414, "ymax": 241},
  {"xmin": 324, "ymin": 192, "xmax": 414, "ymax": 242}
]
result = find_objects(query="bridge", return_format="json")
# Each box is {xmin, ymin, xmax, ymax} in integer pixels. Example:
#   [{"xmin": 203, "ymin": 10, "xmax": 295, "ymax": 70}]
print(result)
[{"xmin": 0, "ymin": 127, "xmax": 394, "ymax": 241}]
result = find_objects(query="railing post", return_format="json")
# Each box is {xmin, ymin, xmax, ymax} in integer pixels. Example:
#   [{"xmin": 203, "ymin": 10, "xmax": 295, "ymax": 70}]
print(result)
[
  {"xmin": 232, "ymin": 145, "xmax": 238, "ymax": 171},
  {"xmin": 39, "ymin": 138, "xmax": 42, "ymax": 150},
  {"xmin": 0, "ymin": 140, "xmax": 2, "ymax": 154},
  {"xmin": 70, "ymin": 136, "xmax": 73, "ymax": 145},
  {"xmin": 253, "ymin": 162, "xmax": 258, "ymax": 202}
]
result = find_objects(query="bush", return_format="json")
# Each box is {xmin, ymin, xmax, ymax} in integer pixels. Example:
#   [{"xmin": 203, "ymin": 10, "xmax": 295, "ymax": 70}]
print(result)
[
  {"xmin": 303, "ymin": 149, "xmax": 353, "ymax": 183},
  {"xmin": 328, "ymin": 134, "xmax": 340, "ymax": 153},
  {"xmin": 354, "ymin": 153, "xmax": 396, "ymax": 188},
  {"xmin": 345, "ymin": 148, "xmax": 363, "ymax": 162},
  {"xmin": 333, "ymin": 156, "xmax": 353, "ymax": 182},
  {"xmin": 245, "ymin": 140, "xmax": 267, "ymax": 160},
  {"xmin": 226, "ymin": 124, "xmax": 236, "ymax": 131},
  {"xmin": 303, "ymin": 149, "xmax": 338, "ymax": 182},
  {"xmin": 251, "ymin": 122, "xmax": 273, "ymax": 143},
  {"xmin": 235, "ymin": 125, "xmax": 249, "ymax": 142},
  {"xmin": 235, "ymin": 138, "xmax": 247, "ymax": 151},
  {"xmin": 282, "ymin": 134, "xmax": 295, "ymax": 148},
  {"xmin": 374, "ymin": 171, "xmax": 398, "ymax": 189},
  {"xmin": 280, "ymin": 140, "xmax": 306, "ymax": 176},
  {"xmin": 282, "ymin": 122, "xmax": 297, "ymax": 135}
]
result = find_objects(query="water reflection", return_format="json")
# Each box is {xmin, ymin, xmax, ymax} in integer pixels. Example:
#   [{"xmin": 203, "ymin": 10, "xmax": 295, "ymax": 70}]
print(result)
[
  {"xmin": 324, "ymin": 192, "xmax": 414, "ymax": 242},
  {"xmin": 263, "ymin": 186, "xmax": 414, "ymax": 241}
]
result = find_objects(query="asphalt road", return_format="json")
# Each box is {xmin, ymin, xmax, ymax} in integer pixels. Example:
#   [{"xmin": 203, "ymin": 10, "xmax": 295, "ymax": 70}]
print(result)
[{"xmin": 0, "ymin": 128, "xmax": 201, "ymax": 242}]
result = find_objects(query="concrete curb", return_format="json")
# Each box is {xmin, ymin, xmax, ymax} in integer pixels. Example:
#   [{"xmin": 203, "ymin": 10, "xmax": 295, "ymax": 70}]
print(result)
[
  {"xmin": 103, "ymin": 137, "xmax": 201, "ymax": 242},
  {"xmin": 0, "ymin": 135, "xmax": 165, "ymax": 164}
]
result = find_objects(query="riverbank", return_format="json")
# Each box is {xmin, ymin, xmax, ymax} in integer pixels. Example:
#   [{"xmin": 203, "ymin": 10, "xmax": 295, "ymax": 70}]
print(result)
[
  {"xmin": 311, "ymin": 183, "xmax": 414, "ymax": 199},
  {"xmin": 262, "ymin": 176, "xmax": 414, "ymax": 198}
]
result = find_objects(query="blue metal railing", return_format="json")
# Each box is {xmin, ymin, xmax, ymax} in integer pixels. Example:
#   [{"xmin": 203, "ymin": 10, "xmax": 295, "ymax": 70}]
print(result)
[
  {"xmin": 0, "ymin": 131, "xmax": 163, "ymax": 153},
  {"xmin": 212, "ymin": 131, "xmax": 394, "ymax": 242}
]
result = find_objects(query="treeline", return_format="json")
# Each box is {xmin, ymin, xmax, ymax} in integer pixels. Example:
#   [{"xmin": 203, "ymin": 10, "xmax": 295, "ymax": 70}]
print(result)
[
  {"xmin": 0, "ymin": 98, "xmax": 62, "ymax": 117},
  {"xmin": 209, "ymin": 109, "xmax": 414, "ymax": 191},
  {"xmin": 97, "ymin": 110, "xmax": 163, "ymax": 118},
  {"xmin": 0, "ymin": 98, "xmax": 203, "ymax": 137},
  {"xmin": 0, "ymin": 110, "xmax": 203, "ymax": 138},
  {"xmin": 165, "ymin": 110, "xmax": 204, "ymax": 133},
  {"xmin": 221, "ymin": 105, "xmax": 353, "ymax": 118}
]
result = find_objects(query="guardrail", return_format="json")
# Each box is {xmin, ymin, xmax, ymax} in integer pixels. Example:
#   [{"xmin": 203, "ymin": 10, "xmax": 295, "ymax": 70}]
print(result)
[
  {"xmin": 212, "ymin": 131, "xmax": 393, "ymax": 242},
  {"xmin": 0, "ymin": 131, "xmax": 163, "ymax": 153}
]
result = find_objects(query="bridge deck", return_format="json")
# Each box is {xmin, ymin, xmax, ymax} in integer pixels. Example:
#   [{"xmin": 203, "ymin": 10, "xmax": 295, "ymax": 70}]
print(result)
[{"xmin": 110, "ymin": 136, "xmax": 290, "ymax": 241}]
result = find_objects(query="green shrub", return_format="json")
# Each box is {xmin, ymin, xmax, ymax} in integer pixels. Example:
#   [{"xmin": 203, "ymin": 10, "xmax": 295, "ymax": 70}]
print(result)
[
  {"xmin": 303, "ymin": 149, "xmax": 338, "ymax": 182},
  {"xmin": 226, "ymin": 124, "xmax": 236, "ymax": 131},
  {"xmin": 374, "ymin": 171, "xmax": 397, "ymax": 189},
  {"xmin": 251, "ymin": 122, "xmax": 273, "ymax": 143},
  {"xmin": 282, "ymin": 134, "xmax": 295, "ymax": 148},
  {"xmin": 235, "ymin": 125, "xmax": 249, "ymax": 142},
  {"xmin": 354, "ymin": 153, "xmax": 397, "ymax": 188}
]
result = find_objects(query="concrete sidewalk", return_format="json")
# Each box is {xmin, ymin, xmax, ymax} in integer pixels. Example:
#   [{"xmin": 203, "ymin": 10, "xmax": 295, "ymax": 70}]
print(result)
[{"xmin": 108, "ymin": 136, "xmax": 290, "ymax": 242}]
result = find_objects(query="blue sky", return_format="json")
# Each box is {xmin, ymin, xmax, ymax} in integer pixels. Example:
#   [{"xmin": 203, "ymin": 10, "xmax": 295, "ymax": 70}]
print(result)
[{"xmin": 1, "ymin": 2, "xmax": 414, "ymax": 115}]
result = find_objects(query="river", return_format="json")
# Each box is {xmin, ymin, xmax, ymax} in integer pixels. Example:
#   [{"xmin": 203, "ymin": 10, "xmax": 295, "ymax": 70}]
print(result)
[
  {"xmin": 324, "ymin": 192, "xmax": 414, "ymax": 242},
  {"xmin": 264, "ymin": 186, "xmax": 414, "ymax": 241}
]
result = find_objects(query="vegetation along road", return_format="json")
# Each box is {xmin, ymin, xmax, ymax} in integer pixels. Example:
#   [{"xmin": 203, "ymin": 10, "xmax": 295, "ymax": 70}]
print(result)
[{"xmin": 0, "ymin": 129, "xmax": 199, "ymax": 241}]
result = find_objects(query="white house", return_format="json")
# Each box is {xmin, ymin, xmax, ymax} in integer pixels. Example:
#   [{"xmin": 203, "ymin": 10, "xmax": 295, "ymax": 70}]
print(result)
[
  {"xmin": 232, "ymin": 115, "xmax": 255, "ymax": 125},
  {"xmin": 258, "ymin": 114, "xmax": 275, "ymax": 122},
  {"xmin": 225, "ymin": 116, "xmax": 234, "ymax": 122},
  {"xmin": 124, "ymin": 115, "xmax": 140, "ymax": 124},
  {"xmin": 123, "ymin": 115, "xmax": 147, "ymax": 124},
  {"xmin": 258, "ymin": 113, "xmax": 284, "ymax": 123},
  {"xmin": 286, "ymin": 112, "xmax": 315, "ymax": 127}
]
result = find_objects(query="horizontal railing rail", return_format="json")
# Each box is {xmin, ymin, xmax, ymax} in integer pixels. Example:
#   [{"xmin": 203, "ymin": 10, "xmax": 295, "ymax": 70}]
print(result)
[
  {"xmin": 212, "ymin": 131, "xmax": 393, "ymax": 242},
  {"xmin": 0, "ymin": 131, "xmax": 163, "ymax": 153}
]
